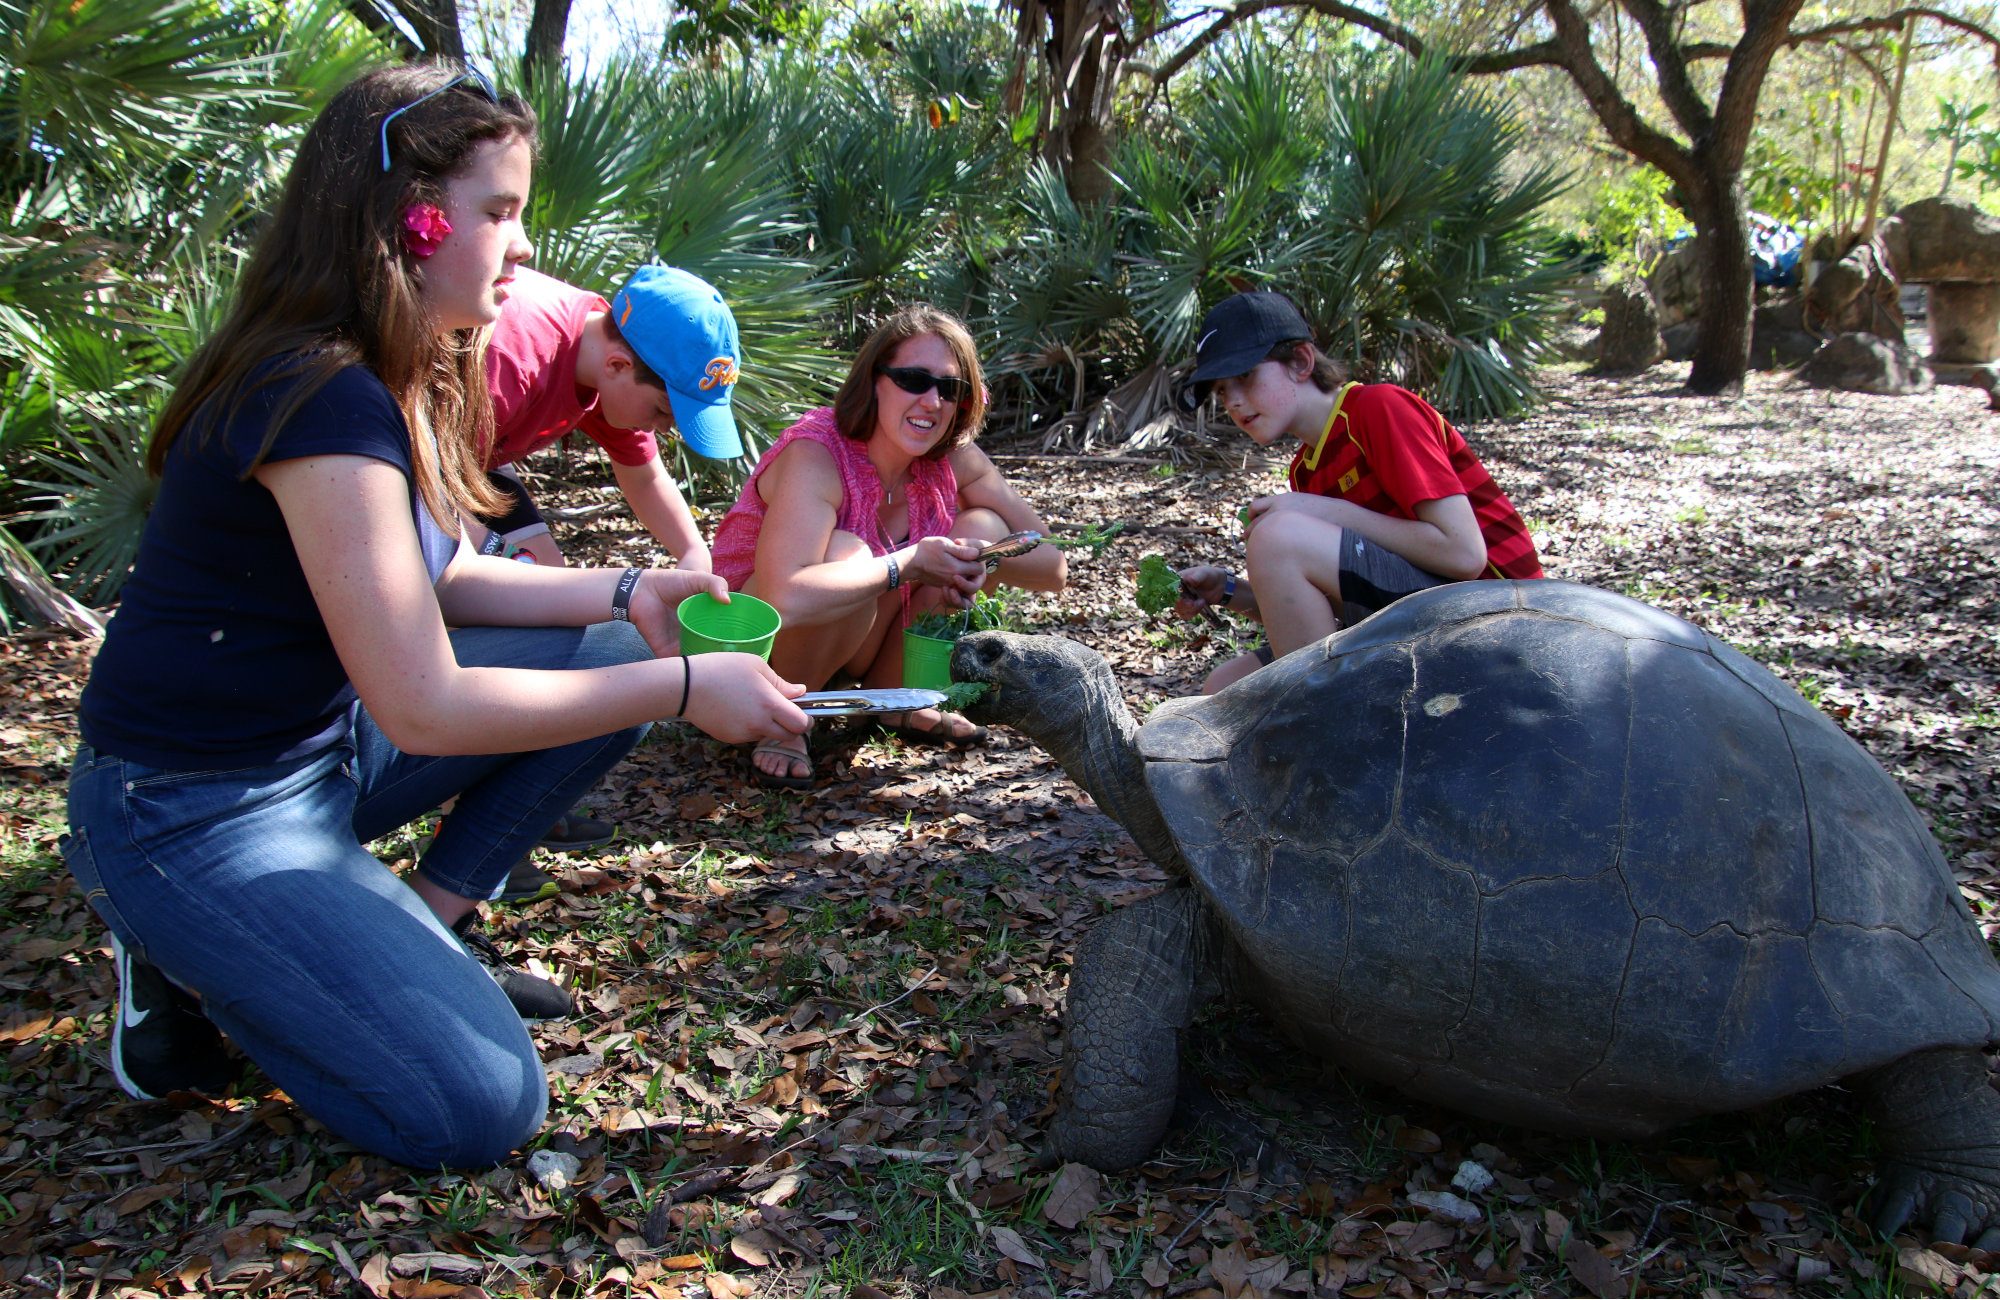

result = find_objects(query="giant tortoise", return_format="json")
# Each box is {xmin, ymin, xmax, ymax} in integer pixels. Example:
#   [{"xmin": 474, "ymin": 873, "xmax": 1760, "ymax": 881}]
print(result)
[{"xmin": 951, "ymin": 579, "xmax": 2000, "ymax": 1244}]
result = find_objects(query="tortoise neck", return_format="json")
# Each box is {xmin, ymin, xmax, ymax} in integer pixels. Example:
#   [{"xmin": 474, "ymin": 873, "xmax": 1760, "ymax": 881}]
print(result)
[{"xmin": 1038, "ymin": 683, "xmax": 1187, "ymax": 875}]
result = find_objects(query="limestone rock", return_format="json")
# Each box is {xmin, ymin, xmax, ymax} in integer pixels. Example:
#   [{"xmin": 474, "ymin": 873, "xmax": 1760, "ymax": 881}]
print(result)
[
  {"xmin": 1646, "ymin": 242, "xmax": 1702, "ymax": 329},
  {"xmin": 1798, "ymin": 332, "xmax": 1934, "ymax": 395},
  {"xmin": 1880, "ymin": 198, "xmax": 2000, "ymax": 285},
  {"xmin": 1750, "ymin": 298, "xmax": 1820, "ymax": 370},
  {"xmin": 1805, "ymin": 242, "xmax": 1904, "ymax": 338},
  {"xmin": 1594, "ymin": 280, "xmax": 1664, "ymax": 373}
]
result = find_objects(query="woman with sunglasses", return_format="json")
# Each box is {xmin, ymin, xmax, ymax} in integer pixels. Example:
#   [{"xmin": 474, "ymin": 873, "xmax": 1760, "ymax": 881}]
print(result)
[
  {"xmin": 63, "ymin": 64, "xmax": 807, "ymax": 1168},
  {"xmin": 711, "ymin": 305, "xmax": 1066, "ymax": 788}
]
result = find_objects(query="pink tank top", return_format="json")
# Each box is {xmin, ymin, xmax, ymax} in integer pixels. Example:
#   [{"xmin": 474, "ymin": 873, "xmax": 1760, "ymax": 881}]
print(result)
[{"xmin": 711, "ymin": 408, "xmax": 960, "ymax": 597}]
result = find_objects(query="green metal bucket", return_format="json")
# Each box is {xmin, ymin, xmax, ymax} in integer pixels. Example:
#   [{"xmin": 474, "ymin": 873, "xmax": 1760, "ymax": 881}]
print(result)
[{"xmin": 903, "ymin": 629, "xmax": 956, "ymax": 690}]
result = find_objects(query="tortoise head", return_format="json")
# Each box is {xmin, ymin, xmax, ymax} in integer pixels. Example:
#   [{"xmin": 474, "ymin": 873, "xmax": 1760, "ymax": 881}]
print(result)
[
  {"xmin": 953, "ymin": 631, "xmax": 1187, "ymax": 873},
  {"xmin": 952, "ymin": 631, "xmax": 1120, "ymax": 743}
]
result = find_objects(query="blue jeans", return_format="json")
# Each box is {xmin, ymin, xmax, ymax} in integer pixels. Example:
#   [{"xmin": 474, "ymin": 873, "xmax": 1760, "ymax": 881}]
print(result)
[{"xmin": 63, "ymin": 622, "xmax": 652, "ymax": 1168}]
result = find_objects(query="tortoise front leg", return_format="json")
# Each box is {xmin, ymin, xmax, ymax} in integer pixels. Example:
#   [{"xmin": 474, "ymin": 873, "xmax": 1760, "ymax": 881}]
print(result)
[
  {"xmin": 1864, "ymin": 1047, "xmax": 2000, "ymax": 1248},
  {"xmin": 1047, "ymin": 888, "xmax": 1214, "ymax": 1171}
]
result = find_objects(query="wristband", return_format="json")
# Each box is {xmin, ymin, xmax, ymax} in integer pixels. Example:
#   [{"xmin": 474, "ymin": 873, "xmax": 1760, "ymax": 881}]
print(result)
[
  {"xmin": 1221, "ymin": 572, "xmax": 1237, "ymax": 605},
  {"xmin": 884, "ymin": 554, "xmax": 902, "ymax": 592},
  {"xmin": 611, "ymin": 567, "xmax": 643, "ymax": 622},
  {"xmin": 675, "ymin": 656, "xmax": 691, "ymax": 719}
]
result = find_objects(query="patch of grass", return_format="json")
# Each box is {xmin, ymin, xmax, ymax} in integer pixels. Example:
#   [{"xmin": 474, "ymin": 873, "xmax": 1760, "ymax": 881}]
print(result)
[
  {"xmin": 1673, "ymin": 503, "xmax": 1708, "ymax": 525},
  {"xmin": 1151, "ymin": 463, "xmax": 1178, "ymax": 479},
  {"xmin": 1668, "ymin": 435, "xmax": 1715, "ymax": 455},
  {"xmin": 817, "ymin": 1162, "xmax": 990, "ymax": 1293}
]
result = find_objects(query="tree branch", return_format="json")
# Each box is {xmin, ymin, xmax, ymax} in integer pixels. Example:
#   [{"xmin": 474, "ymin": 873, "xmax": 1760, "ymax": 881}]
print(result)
[
  {"xmin": 1782, "ymin": 5, "xmax": 2000, "ymax": 68},
  {"xmin": 1148, "ymin": 0, "xmax": 1426, "ymax": 86},
  {"xmin": 1616, "ymin": 0, "xmax": 1712, "ymax": 140},
  {"xmin": 1540, "ymin": 0, "xmax": 1701, "ymax": 192},
  {"xmin": 1708, "ymin": 0, "xmax": 1806, "ymax": 171}
]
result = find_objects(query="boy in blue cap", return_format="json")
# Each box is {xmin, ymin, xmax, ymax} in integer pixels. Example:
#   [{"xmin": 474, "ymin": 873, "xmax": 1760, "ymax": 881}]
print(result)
[
  {"xmin": 476, "ymin": 263, "xmax": 742, "ymax": 570},
  {"xmin": 471, "ymin": 263, "xmax": 743, "ymax": 874}
]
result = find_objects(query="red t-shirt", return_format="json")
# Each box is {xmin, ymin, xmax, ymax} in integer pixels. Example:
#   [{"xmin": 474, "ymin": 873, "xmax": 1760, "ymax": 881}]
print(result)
[
  {"xmin": 484, "ymin": 267, "xmax": 658, "ymax": 469},
  {"xmin": 1287, "ymin": 384, "xmax": 1542, "ymax": 580}
]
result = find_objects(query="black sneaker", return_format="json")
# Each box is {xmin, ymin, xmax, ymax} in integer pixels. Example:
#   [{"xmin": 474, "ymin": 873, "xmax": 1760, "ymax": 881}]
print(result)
[
  {"xmin": 490, "ymin": 858, "xmax": 562, "ymax": 905},
  {"xmin": 452, "ymin": 914, "xmax": 574, "ymax": 1021},
  {"xmin": 539, "ymin": 809, "xmax": 616, "ymax": 851},
  {"xmin": 109, "ymin": 935, "xmax": 233, "ymax": 1100}
]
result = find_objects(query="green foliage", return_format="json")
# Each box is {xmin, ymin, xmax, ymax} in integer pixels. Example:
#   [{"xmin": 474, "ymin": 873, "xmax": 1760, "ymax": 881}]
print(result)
[
  {"xmin": 978, "ymin": 40, "xmax": 1573, "ymax": 429},
  {"xmin": 1134, "ymin": 553, "xmax": 1179, "ymax": 616},
  {"xmin": 1048, "ymin": 522, "xmax": 1121, "ymax": 556},
  {"xmin": 1580, "ymin": 165, "xmax": 1692, "ymax": 270},
  {"xmin": 940, "ymin": 679, "xmax": 989, "ymax": 711},
  {"xmin": 906, "ymin": 588, "xmax": 1032, "ymax": 641},
  {"xmin": 1930, "ymin": 99, "xmax": 2000, "ymax": 196},
  {"xmin": 515, "ymin": 53, "xmax": 843, "ymax": 492},
  {"xmin": 0, "ymin": 0, "xmax": 348, "ymax": 624}
]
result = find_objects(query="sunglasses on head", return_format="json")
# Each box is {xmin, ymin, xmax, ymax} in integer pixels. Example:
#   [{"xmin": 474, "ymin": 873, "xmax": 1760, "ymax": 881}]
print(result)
[
  {"xmin": 379, "ymin": 66, "xmax": 500, "ymax": 173},
  {"xmin": 879, "ymin": 366, "xmax": 971, "ymax": 404}
]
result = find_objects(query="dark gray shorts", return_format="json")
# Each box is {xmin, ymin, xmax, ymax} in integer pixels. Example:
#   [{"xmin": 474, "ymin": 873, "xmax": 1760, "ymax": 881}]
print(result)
[{"xmin": 1252, "ymin": 529, "xmax": 1451, "ymax": 664}]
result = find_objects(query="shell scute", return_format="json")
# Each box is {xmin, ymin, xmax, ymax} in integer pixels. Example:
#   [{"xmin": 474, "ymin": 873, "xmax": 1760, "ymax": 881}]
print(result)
[
  {"xmin": 1809, "ymin": 921, "xmax": 1998, "ymax": 1053},
  {"xmin": 1447, "ymin": 871, "xmax": 1634, "ymax": 1100},
  {"xmin": 1519, "ymin": 581, "xmax": 1708, "ymax": 649},
  {"xmin": 1619, "ymin": 638, "xmax": 1814, "ymax": 936},
  {"xmin": 1402, "ymin": 611, "xmax": 1633, "ymax": 891},
  {"xmin": 1330, "ymin": 834, "xmax": 1479, "ymax": 1058},
  {"xmin": 1579, "ymin": 924, "xmax": 1848, "ymax": 1121}
]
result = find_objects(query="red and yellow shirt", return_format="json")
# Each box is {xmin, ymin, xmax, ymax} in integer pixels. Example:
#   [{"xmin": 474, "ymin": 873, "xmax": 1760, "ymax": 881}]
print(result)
[{"xmin": 1287, "ymin": 383, "xmax": 1543, "ymax": 581}]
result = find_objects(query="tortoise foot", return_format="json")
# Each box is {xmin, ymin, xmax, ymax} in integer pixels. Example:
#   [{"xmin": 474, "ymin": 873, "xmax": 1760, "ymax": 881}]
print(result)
[
  {"xmin": 1865, "ymin": 1048, "xmax": 2000, "ymax": 1246},
  {"xmin": 1049, "ymin": 889, "xmax": 1216, "ymax": 1171}
]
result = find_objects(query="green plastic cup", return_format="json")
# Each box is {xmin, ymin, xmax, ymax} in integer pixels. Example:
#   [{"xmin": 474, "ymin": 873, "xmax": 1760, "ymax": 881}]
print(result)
[
  {"xmin": 677, "ymin": 592, "xmax": 781, "ymax": 660},
  {"xmin": 903, "ymin": 629, "xmax": 956, "ymax": 690}
]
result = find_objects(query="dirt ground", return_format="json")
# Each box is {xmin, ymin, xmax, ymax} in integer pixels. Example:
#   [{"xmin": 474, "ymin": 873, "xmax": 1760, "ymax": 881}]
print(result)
[{"xmin": 0, "ymin": 363, "xmax": 1995, "ymax": 1297}]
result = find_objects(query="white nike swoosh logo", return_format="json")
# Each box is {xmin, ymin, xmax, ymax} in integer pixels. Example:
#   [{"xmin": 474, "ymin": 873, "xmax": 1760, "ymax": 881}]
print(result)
[
  {"xmin": 1197, "ymin": 329, "xmax": 1218, "ymax": 355},
  {"xmin": 119, "ymin": 950, "xmax": 150, "ymax": 1029}
]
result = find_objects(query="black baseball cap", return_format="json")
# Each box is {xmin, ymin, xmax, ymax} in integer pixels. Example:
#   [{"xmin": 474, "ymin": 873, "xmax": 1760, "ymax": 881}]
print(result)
[{"xmin": 1175, "ymin": 291, "xmax": 1314, "ymax": 411}]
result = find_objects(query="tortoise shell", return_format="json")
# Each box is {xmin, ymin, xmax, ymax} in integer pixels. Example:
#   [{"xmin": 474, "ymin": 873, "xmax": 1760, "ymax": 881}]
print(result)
[{"xmin": 1136, "ymin": 580, "xmax": 2000, "ymax": 1136}]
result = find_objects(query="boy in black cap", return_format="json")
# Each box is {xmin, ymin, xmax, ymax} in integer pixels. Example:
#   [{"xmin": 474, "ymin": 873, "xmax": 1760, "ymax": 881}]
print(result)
[{"xmin": 1173, "ymin": 290, "xmax": 1543, "ymax": 693}]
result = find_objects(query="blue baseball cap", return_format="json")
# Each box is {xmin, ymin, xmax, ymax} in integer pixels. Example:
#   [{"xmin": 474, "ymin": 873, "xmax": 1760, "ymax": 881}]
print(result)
[{"xmin": 610, "ymin": 264, "xmax": 744, "ymax": 460}]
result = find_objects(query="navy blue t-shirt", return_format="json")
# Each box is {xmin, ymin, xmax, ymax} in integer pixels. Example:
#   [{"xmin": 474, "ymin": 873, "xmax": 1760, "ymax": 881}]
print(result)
[{"xmin": 79, "ymin": 363, "xmax": 458, "ymax": 768}]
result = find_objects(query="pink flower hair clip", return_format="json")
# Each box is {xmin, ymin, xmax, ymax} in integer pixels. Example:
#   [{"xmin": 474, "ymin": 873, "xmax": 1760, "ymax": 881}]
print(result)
[{"xmin": 401, "ymin": 203, "xmax": 452, "ymax": 259}]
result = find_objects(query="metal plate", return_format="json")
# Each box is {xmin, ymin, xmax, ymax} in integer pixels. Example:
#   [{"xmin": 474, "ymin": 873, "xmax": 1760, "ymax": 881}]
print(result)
[{"xmin": 794, "ymin": 688, "xmax": 949, "ymax": 716}]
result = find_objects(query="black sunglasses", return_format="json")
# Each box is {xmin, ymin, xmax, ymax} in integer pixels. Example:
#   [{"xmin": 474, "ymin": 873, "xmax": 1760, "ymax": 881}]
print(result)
[
  {"xmin": 379, "ymin": 66, "xmax": 500, "ymax": 173},
  {"xmin": 879, "ymin": 366, "xmax": 972, "ymax": 404}
]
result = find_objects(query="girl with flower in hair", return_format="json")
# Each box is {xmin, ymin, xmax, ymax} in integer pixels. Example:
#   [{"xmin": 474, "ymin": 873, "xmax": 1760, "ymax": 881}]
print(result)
[{"xmin": 64, "ymin": 64, "xmax": 808, "ymax": 1168}]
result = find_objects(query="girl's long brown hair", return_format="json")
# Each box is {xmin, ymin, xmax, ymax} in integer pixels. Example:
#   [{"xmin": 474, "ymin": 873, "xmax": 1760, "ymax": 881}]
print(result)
[
  {"xmin": 149, "ymin": 64, "xmax": 536, "ymax": 527},
  {"xmin": 831, "ymin": 305, "xmax": 987, "ymax": 460}
]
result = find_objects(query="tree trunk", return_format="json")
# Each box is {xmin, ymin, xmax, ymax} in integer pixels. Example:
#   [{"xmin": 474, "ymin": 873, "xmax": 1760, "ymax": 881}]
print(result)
[
  {"xmin": 1034, "ymin": 0, "xmax": 1122, "ymax": 205},
  {"xmin": 1685, "ymin": 169, "xmax": 1754, "ymax": 396},
  {"xmin": 523, "ymin": 0, "xmax": 574, "ymax": 82}
]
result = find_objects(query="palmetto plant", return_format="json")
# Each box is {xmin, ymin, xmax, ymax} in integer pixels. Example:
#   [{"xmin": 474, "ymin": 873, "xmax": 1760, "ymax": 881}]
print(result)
[
  {"xmin": 977, "ymin": 40, "xmax": 1574, "ymax": 450},
  {"xmin": 517, "ymin": 51, "xmax": 846, "ymax": 500},
  {"xmin": 0, "ymin": 0, "xmax": 308, "ymax": 628}
]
